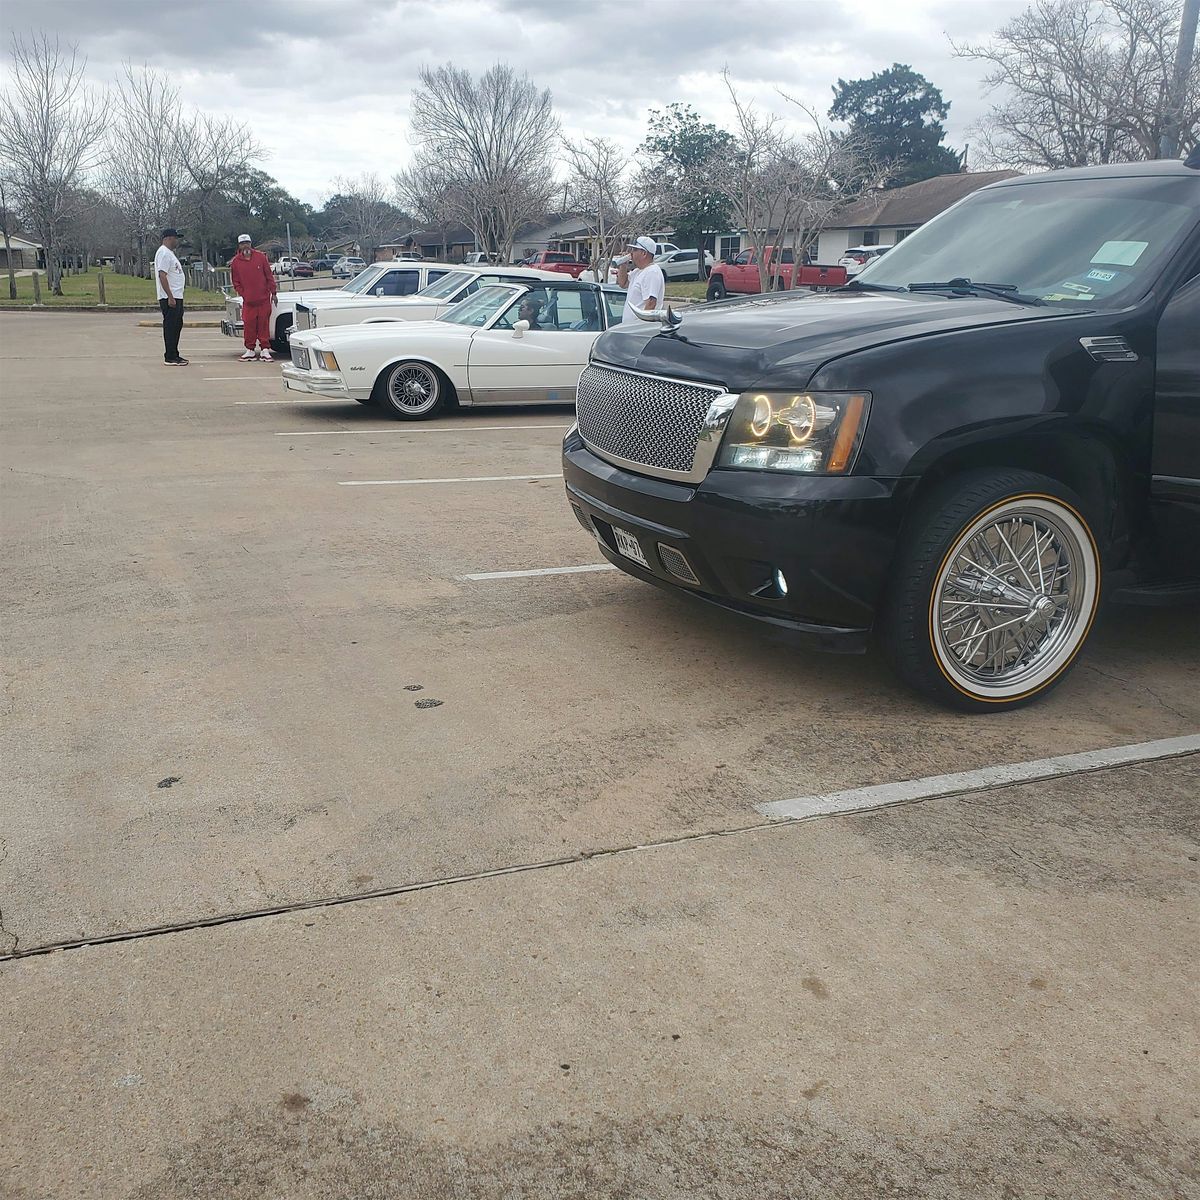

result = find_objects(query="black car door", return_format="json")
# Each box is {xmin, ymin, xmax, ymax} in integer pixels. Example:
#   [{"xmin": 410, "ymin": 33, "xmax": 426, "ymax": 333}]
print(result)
[{"xmin": 1151, "ymin": 267, "xmax": 1200, "ymax": 578}]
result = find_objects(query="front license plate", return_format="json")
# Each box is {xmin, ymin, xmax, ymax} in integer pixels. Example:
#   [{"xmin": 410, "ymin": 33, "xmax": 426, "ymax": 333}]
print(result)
[{"xmin": 613, "ymin": 526, "xmax": 648, "ymax": 568}]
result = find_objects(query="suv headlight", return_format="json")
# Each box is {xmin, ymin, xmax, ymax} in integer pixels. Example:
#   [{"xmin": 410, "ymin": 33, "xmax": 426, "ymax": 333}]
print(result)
[{"xmin": 718, "ymin": 391, "xmax": 870, "ymax": 474}]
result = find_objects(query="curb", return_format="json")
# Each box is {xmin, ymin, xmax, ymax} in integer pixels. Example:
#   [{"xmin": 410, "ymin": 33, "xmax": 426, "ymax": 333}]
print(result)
[
  {"xmin": 136, "ymin": 319, "xmax": 224, "ymax": 328},
  {"xmin": 0, "ymin": 306, "xmax": 226, "ymax": 315}
]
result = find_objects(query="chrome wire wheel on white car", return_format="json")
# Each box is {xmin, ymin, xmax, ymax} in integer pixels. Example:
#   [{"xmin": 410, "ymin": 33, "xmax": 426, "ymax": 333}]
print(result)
[
  {"xmin": 884, "ymin": 470, "xmax": 1102, "ymax": 711},
  {"xmin": 379, "ymin": 360, "xmax": 446, "ymax": 420}
]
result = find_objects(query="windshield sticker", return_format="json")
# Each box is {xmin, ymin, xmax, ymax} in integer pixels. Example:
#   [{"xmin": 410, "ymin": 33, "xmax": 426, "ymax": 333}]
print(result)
[
  {"xmin": 1086, "ymin": 268, "xmax": 1118, "ymax": 283},
  {"xmin": 1091, "ymin": 241, "xmax": 1148, "ymax": 266}
]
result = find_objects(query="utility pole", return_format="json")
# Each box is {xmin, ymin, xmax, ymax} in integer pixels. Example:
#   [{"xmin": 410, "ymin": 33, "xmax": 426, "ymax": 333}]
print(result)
[
  {"xmin": 1160, "ymin": 0, "xmax": 1199, "ymax": 158},
  {"xmin": 286, "ymin": 221, "xmax": 293, "ymax": 259}
]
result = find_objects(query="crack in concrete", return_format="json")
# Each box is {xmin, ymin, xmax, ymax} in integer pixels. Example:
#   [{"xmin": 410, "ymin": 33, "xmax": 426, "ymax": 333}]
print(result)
[
  {"xmin": 2, "ymin": 749, "xmax": 1195, "ymax": 966},
  {"xmin": 1083, "ymin": 664, "xmax": 1190, "ymax": 721}
]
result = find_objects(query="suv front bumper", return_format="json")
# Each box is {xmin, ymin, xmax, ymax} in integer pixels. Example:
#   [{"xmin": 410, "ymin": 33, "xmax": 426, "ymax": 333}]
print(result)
[{"xmin": 563, "ymin": 432, "xmax": 914, "ymax": 652}]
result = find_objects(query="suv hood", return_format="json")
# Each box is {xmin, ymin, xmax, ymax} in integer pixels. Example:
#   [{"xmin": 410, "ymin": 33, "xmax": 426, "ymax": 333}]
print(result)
[{"xmin": 597, "ymin": 289, "xmax": 1076, "ymax": 388}]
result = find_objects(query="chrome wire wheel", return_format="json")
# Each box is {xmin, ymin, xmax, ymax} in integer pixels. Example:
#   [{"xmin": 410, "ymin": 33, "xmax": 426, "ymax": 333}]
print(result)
[
  {"xmin": 930, "ymin": 495, "xmax": 1100, "ymax": 702},
  {"xmin": 384, "ymin": 361, "xmax": 441, "ymax": 418}
]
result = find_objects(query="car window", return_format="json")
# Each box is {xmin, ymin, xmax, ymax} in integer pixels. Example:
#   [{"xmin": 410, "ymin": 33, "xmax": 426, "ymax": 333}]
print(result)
[
  {"xmin": 603, "ymin": 290, "xmax": 626, "ymax": 326},
  {"xmin": 734, "ymin": 251, "xmax": 752, "ymax": 266},
  {"xmin": 372, "ymin": 269, "xmax": 421, "ymax": 297},
  {"xmin": 341, "ymin": 265, "xmax": 389, "ymax": 294},
  {"xmin": 779, "ymin": 249, "xmax": 794, "ymax": 264},
  {"xmin": 439, "ymin": 284, "xmax": 522, "ymax": 327},
  {"xmin": 426, "ymin": 270, "xmax": 449, "ymax": 285},
  {"xmin": 418, "ymin": 270, "xmax": 473, "ymax": 300},
  {"xmin": 863, "ymin": 176, "xmax": 1199, "ymax": 308},
  {"xmin": 492, "ymin": 287, "xmax": 601, "ymax": 332}
]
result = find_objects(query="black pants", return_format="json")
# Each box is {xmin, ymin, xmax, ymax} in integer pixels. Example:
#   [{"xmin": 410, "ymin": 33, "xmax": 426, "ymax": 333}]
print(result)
[{"xmin": 159, "ymin": 297, "xmax": 184, "ymax": 361}]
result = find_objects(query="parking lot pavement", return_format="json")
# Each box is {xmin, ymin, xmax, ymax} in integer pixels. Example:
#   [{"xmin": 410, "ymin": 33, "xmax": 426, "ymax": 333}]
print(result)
[
  {"xmin": 1, "ymin": 315, "xmax": 1198, "ymax": 1194},
  {"xmin": 1, "ymin": 756, "xmax": 1197, "ymax": 1198}
]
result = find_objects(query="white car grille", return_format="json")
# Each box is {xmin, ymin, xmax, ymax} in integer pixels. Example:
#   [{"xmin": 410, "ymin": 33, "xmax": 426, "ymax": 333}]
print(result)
[
  {"xmin": 296, "ymin": 305, "xmax": 313, "ymax": 331},
  {"xmin": 576, "ymin": 364, "xmax": 726, "ymax": 480},
  {"xmin": 225, "ymin": 297, "xmax": 240, "ymax": 322}
]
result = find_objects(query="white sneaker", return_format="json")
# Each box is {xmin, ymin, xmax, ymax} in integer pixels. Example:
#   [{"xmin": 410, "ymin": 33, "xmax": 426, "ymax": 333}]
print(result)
[
  {"xmin": 259, "ymin": 349, "xmax": 273, "ymax": 362},
  {"xmin": 240, "ymin": 349, "xmax": 257, "ymax": 360}
]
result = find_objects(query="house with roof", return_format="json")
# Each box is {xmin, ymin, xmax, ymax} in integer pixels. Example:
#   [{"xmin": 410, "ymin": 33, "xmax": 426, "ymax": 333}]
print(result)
[
  {"xmin": 0, "ymin": 234, "xmax": 44, "ymax": 270},
  {"xmin": 814, "ymin": 170, "xmax": 1020, "ymax": 263}
]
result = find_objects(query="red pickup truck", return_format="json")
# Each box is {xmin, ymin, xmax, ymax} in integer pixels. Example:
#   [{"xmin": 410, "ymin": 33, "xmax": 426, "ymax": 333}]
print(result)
[
  {"xmin": 706, "ymin": 245, "xmax": 847, "ymax": 300},
  {"xmin": 521, "ymin": 251, "xmax": 589, "ymax": 278}
]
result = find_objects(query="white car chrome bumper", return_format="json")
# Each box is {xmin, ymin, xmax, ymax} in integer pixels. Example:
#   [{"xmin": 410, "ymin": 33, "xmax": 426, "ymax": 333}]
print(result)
[{"xmin": 281, "ymin": 365, "xmax": 349, "ymax": 396}]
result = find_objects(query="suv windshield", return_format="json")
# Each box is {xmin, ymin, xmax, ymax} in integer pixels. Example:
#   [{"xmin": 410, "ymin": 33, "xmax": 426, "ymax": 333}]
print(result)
[
  {"xmin": 439, "ymin": 284, "xmax": 522, "ymax": 328},
  {"xmin": 861, "ymin": 175, "xmax": 1198, "ymax": 308},
  {"xmin": 418, "ymin": 270, "xmax": 473, "ymax": 300},
  {"xmin": 341, "ymin": 265, "xmax": 386, "ymax": 294}
]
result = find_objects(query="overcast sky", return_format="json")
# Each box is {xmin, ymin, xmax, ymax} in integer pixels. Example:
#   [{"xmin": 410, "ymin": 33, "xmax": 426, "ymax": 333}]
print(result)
[{"xmin": 0, "ymin": 0, "xmax": 1029, "ymax": 206}]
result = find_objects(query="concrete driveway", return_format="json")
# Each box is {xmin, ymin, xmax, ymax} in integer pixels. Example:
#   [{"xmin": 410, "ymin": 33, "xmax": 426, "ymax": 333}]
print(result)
[{"xmin": 1, "ymin": 314, "xmax": 1197, "ymax": 1198}]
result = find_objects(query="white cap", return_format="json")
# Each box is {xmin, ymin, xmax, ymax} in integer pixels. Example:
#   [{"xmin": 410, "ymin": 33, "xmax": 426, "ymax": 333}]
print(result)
[
  {"xmin": 627, "ymin": 235, "xmax": 657, "ymax": 256},
  {"xmin": 237, "ymin": 233, "xmax": 251, "ymax": 244}
]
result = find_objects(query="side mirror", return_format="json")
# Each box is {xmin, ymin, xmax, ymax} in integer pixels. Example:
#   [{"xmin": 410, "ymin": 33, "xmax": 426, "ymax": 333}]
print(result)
[
  {"xmin": 512, "ymin": 319, "xmax": 530, "ymax": 339},
  {"xmin": 375, "ymin": 287, "xmax": 384, "ymax": 296}
]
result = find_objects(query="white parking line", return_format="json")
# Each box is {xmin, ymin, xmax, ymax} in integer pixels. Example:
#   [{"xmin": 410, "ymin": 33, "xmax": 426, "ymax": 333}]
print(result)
[
  {"xmin": 755, "ymin": 733, "xmax": 1200, "ymax": 822},
  {"xmin": 276, "ymin": 425, "xmax": 572, "ymax": 436},
  {"xmin": 203, "ymin": 376, "xmax": 276, "ymax": 381},
  {"xmin": 234, "ymin": 398, "xmax": 341, "ymax": 405},
  {"xmin": 459, "ymin": 564, "xmax": 617, "ymax": 581},
  {"xmin": 338, "ymin": 473, "xmax": 563, "ymax": 486}
]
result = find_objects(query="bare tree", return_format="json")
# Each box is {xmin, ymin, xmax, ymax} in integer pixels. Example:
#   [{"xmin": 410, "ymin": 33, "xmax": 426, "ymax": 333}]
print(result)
[
  {"xmin": 0, "ymin": 33, "xmax": 107, "ymax": 294},
  {"xmin": 954, "ymin": 0, "xmax": 1199, "ymax": 168},
  {"xmin": 563, "ymin": 135, "xmax": 654, "ymax": 281},
  {"xmin": 176, "ymin": 111, "xmax": 262, "ymax": 267},
  {"xmin": 0, "ymin": 173, "xmax": 19, "ymax": 299},
  {"xmin": 327, "ymin": 173, "xmax": 397, "ymax": 262},
  {"xmin": 393, "ymin": 161, "xmax": 463, "ymax": 259},
  {"xmin": 720, "ymin": 73, "xmax": 885, "ymax": 291},
  {"xmin": 103, "ymin": 65, "xmax": 191, "ymax": 275},
  {"xmin": 409, "ymin": 63, "xmax": 558, "ymax": 261}
]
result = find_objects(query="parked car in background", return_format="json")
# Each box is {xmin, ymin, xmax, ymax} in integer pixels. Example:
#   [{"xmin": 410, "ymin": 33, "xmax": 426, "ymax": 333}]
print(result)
[
  {"xmin": 311, "ymin": 256, "xmax": 340, "ymax": 272},
  {"xmin": 564, "ymin": 158, "xmax": 1200, "ymax": 711},
  {"xmin": 464, "ymin": 251, "xmax": 502, "ymax": 265},
  {"xmin": 839, "ymin": 245, "xmax": 891, "ymax": 277},
  {"xmin": 283, "ymin": 280, "xmax": 628, "ymax": 420},
  {"xmin": 333, "ymin": 256, "xmax": 368, "ymax": 278},
  {"xmin": 292, "ymin": 265, "xmax": 564, "ymax": 334},
  {"xmin": 272, "ymin": 256, "xmax": 301, "ymax": 277},
  {"xmin": 291, "ymin": 261, "xmax": 314, "ymax": 278},
  {"xmin": 706, "ymin": 246, "xmax": 848, "ymax": 299},
  {"xmin": 656, "ymin": 248, "xmax": 715, "ymax": 282},
  {"xmin": 222, "ymin": 260, "xmax": 458, "ymax": 352},
  {"xmin": 519, "ymin": 251, "xmax": 589, "ymax": 278}
]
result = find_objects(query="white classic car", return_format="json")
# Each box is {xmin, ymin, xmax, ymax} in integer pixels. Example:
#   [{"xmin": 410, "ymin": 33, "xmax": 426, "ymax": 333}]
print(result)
[
  {"xmin": 291, "ymin": 265, "xmax": 562, "ymax": 335},
  {"xmin": 220, "ymin": 260, "xmax": 459, "ymax": 351},
  {"xmin": 283, "ymin": 280, "xmax": 627, "ymax": 420}
]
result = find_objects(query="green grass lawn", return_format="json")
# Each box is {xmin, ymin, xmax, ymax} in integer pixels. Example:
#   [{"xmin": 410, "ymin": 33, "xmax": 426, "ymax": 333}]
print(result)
[
  {"xmin": 664, "ymin": 281, "xmax": 709, "ymax": 301},
  {"xmin": 0, "ymin": 271, "xmax": 225, "ymax": 308}
]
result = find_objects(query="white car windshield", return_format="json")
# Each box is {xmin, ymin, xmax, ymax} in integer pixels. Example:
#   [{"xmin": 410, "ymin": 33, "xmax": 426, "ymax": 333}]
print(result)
[
  {"xmin": 341, "ymin": 265, "xmax": 388, "ymax": 294},
  {"xmin": 418, "ymin": 270, "xmax": 474, "ymax": 300},
  {"xmin": 439, "ymin": 284, "xmax": 522, "ymax": 328},
  {"xmin": 859, "ymin": 175, "xmax": 1198, "ymax": 308}
]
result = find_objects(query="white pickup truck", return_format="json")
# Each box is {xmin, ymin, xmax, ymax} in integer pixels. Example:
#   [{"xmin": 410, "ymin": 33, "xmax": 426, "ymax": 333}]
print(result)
[
  {"xmin": 291, "ymin": 265, "xmax": 563, "ymax": 335},
  {"xmin": 221, "ymin": 260, "xmax": 460, "ymax": 352},
  {"xmin": 271, "ymin": 256, "xmax": 301, "ymax": 277}
]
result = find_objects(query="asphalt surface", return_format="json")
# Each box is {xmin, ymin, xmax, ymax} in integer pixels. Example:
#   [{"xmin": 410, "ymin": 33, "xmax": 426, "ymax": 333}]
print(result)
[{"xmin": 1, "ymin": 314, "xmax": 1198, "ymax": 1198}]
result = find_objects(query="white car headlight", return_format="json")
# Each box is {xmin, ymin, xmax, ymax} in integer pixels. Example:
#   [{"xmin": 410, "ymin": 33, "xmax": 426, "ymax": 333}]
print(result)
[{"xmin": 718, "ymin": 391, "xmax": 870, "ymax": 474}]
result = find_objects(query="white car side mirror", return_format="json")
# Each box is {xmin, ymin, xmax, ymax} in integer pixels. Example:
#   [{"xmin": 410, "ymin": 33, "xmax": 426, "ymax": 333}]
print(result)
[
  {"xmin": 512, "ymin": 319, "xmax": 530, "ymax": 339},
  {"xmin": 375, "ymin": 287, "xmax": 384, "ymax": 296}
]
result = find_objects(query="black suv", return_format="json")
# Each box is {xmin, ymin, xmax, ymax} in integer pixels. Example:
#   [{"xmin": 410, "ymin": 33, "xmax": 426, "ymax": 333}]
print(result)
[{"xmin": 563, "ymin": 159, "xmax": 1199, "ymax": 711}]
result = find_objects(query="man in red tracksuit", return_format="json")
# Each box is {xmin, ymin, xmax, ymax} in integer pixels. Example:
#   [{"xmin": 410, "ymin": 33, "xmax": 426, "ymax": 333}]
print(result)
[{"xmin": 230, "ymin": 234, "xmax": 278, "ymax": 361}]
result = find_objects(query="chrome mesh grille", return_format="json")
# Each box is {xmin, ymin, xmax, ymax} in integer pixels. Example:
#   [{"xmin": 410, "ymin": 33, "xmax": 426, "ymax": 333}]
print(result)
[
  {"xmin": 576, "ymin": 364, "xmax": 723, "ymax": 476},
  {"xmin": 225, "ymin": 297, "xmax": 240, "ymax": 323},
  {"xmin": 296, "ymin": 305, "xmax": 313, "ymax": 331}
]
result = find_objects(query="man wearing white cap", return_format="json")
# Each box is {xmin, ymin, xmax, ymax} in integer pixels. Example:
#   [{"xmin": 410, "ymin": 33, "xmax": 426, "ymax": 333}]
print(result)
[
  {"xmin": 229, "ymin": 234, "xmax": 278, "ymax": 360},
  {"xmin": 616, "ymin": 235, "xmax": 665, "ymax": 325}
]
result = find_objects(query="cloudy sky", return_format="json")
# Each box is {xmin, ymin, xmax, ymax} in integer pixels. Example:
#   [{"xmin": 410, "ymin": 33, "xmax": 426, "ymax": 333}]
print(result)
[{"xmin": 0, "ymin": 0, "xmax": 1029, "ymax": 206}]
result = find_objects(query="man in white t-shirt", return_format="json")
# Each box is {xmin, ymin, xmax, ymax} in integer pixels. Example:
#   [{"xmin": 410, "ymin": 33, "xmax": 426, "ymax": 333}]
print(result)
[
  {"xmin": 154, "ymin": 228, "xmax": 188, "ymax": 366},
  {"xmin": 616, "ymin": 235, "xmax": 665, "ymax": 325}
]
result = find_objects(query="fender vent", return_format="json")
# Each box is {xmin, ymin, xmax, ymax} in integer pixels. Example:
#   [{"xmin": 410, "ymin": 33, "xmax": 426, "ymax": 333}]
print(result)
[{"xmin": 1080, "ymin": 336, "xmax": 1137, "ymax": 363}]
